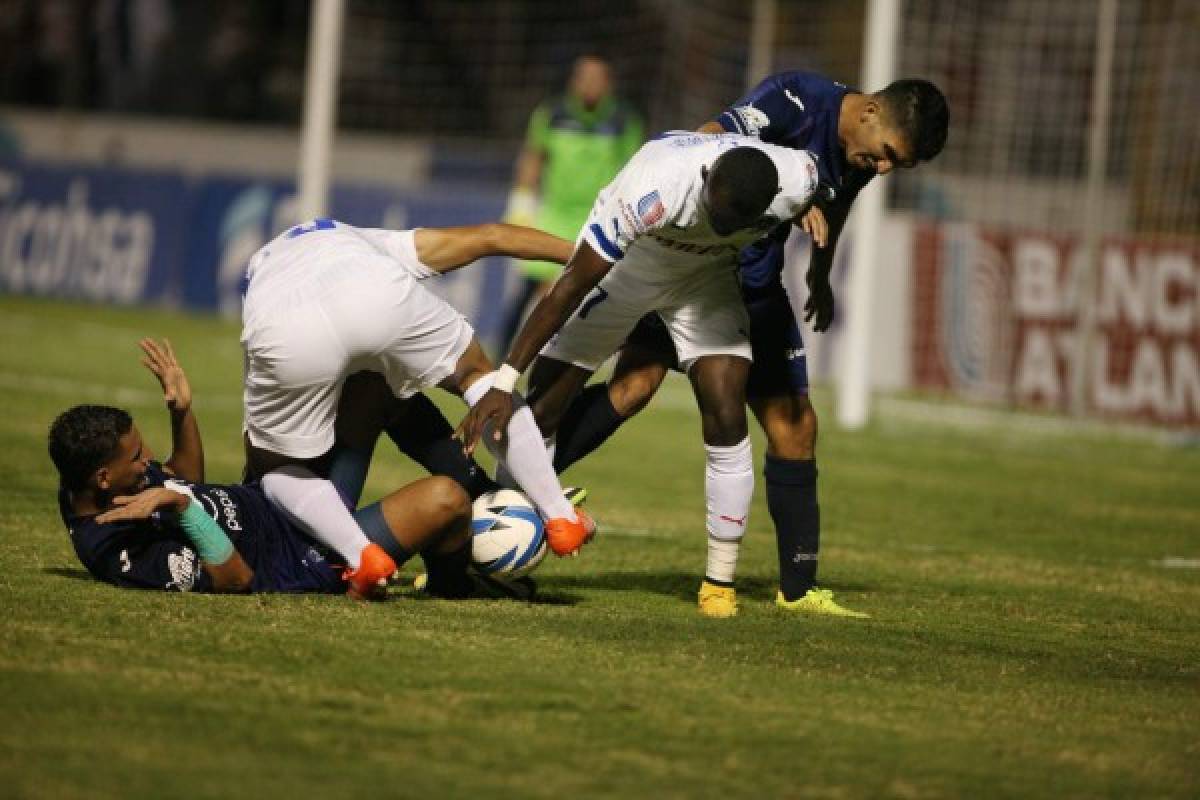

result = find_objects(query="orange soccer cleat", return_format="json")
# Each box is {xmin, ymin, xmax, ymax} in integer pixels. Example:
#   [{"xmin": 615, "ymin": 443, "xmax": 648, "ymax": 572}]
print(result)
[
  {"xmin": 544, "ymin": 508, "xmax": 596, "ymax": 557},
  {"xmin": 343, "ymin": 543, "xmax": 396, "ymax": 601}
]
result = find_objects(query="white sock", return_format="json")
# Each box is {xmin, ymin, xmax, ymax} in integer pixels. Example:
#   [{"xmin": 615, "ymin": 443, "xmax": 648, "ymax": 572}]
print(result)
[
  {"xmin": 464, "ymin": 374, "xmax": 574, "ymax": 521},
  {"xmin": 703, "ymin": 437, "xmax": 753, "ymax": 583},
  {"xmin": 706, "ymin": 537, "xmax": 741, "ymax": 585},
  {"xmin": 495, "ymin": 434, "xmax": 555, "ymax": 490},
  {"xmin": 261, "ymin": 465, "xmax": 370, "ymax": 569}
]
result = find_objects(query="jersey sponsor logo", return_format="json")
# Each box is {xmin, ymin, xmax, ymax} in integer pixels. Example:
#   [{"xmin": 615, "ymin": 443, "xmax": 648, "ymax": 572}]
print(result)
[
  {"xmin": 167, "ymin": 547, "xmax": 199, "ymax": 591},
  {"xmin": 637, "ymin": 191, "xmax": 665, "ymax": 227},
  {"xmin": 732, "ymin": 105, "xmax": 770, "ymax": 135},
  {"xmin": 647, "ymin": 233, "xmax": 735, "ymax": 256},
  {"xmin": 784, "ymin": 88, "xmax": 806, "ymax": 111}
]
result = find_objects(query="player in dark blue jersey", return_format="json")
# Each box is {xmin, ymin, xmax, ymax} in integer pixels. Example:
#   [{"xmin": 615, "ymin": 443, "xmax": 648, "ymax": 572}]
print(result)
[
  {"xmin": 49, "ymin": 339, "xmax": 478, "ymax": 598},
  {"xmin": 549, "ymin": 73, "xmax": 948, "ymax": 616}
]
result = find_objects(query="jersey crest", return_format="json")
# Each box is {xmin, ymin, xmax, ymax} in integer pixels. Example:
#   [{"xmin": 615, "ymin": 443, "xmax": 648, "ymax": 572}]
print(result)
[
  {"xmin": 732, "ymin": 105, "xmax": 770, "ymax": 135},
  {"xmin": 637, "ymin": 191, "xmax": 665, "ymax": 227}
]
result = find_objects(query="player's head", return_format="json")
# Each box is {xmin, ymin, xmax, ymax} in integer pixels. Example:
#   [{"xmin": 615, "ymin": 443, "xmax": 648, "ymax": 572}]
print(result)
[
  {"xmin": 48, "ymin": 405, "xmax": 152, "ymax": 495},
  {"xmin": 569, "ymin": 55, "xmax": 613, "ymax": 108},
  {"xmin": 700, "ymin": 146, "xmax": 781, "ymax": 236},
  {"xmin": 846, "ymin": 79, "xmax": 948, "ymax": 175}
]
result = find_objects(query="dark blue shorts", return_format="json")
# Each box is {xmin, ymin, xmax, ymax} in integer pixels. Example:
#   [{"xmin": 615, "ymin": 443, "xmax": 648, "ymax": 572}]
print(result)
[{"xmin": 623, "ymin": 282, "xmax": 809, "ymax": 399}]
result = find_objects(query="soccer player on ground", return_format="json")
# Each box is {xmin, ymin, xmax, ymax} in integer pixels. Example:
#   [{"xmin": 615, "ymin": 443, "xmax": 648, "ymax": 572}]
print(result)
[
  {"xmin": 460, "ymin": 133, "xmax": 820, "ymax": 617},
  {"xmin": 239, "ymin": 220, "xmax": 596, "ymax": 599},
  {"xmin": 548, "ymin": 74, "xmax": 949, "ymax": 617},
  {"xmin": 498, "ymin": 54, "xmax": 643, "ymax": 352},
  {"xmin": 49, "ymin": 339, "xmax": 480, "ymax": 597}
]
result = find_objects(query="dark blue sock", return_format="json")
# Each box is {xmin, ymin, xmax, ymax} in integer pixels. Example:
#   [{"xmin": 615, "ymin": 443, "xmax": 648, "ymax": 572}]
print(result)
[
  {"xmin": 354, "ymin": 501, "xmax": 413, "ymax": 567},
  {"xmin": 764, "ymin": 455, "xmax": 819, "ymax": 601},
  {"xmin": 553, "ymin": 383, "xmax": 626, "ymax": 473},
  {"xmin": 387, "ymin": 393, "xmax": 498, "ymax": 499},
  {"xmin": 422, "ymin": 544, "xmax": 473, "ymax": 599}
]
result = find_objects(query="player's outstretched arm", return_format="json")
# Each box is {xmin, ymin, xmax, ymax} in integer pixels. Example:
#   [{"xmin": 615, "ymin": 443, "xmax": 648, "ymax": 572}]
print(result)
[
  {"xmin": 803, "ymin": 196, "xmax": 853, "ymax": 332},
  {"xmin": 456, "ymin": 242, "xmax": 613, "ymax": 451},
  {"xmin": 140, "ymin": 338, "xmax": 205, "ymax": 482},
  {"xmin": 97, "ymin": 487, "xmax": 254, "ymax": 592},
  {"xmin": 413, "ymin": 224, "xmax": 573, "ymax": 274}
]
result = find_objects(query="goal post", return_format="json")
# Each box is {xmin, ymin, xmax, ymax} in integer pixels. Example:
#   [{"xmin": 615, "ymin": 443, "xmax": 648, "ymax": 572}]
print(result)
[
  {"xmin": 836, "ymin": 0, "xmax": 899, "ymax": 430},
  {"xmin": 297, "ymin": 0, "xmax": 345, "ymax": 222}
]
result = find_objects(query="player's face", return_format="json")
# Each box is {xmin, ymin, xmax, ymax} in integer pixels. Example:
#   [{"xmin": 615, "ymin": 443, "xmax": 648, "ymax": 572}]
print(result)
[
  {"xmin": 570, "ymin": 58, "xmax": 612, "ymax": 108},
  {"xmin": 847, "ymin": 106, "xmax": 916, "ymax": 175},
  {"xmin": 97, "ymin": 425, "xmax": 155, "ymax": 496}
]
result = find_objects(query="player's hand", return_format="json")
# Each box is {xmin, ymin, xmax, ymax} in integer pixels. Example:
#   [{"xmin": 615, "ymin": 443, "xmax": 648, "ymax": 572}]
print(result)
[
  {"xmin": 800, "ymin": 206, "xmax": 829, "ymax": 248},
  {"xmin": 96, "ymin": 488, "xmax": 190, "ymax": 524},
  {"xmin": 804, "ymin": 275, "xmax": 836, "ymax": 332},
  {"xmin": 140, "ymin": 338, "xmax": 192, "ymax": 413},
  {"xmin": 455, "ymin": 389, "xmax": 514, "ymax": 455}
]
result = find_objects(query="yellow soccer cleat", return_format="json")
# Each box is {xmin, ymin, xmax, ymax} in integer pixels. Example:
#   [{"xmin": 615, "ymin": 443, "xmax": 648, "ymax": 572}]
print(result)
[
  {"xmin": 697, "ymin": 580, "xmax": 738, "ymax": 618},
  {"xmin": 775, "ymin": 588, "xmax": 870, "ymax": 618}
]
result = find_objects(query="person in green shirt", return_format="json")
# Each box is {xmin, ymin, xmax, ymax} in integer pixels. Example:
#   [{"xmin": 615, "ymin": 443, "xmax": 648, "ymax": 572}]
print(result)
[{"xmin": 499, "ymin": 55, "xmax": 643, "ymax": 351}]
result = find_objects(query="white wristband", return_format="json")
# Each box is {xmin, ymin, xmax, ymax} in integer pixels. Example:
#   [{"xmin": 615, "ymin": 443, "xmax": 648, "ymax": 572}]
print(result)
[{"xmin": 492, "ymin": 364, "xmax": 521, "ymax": 394}]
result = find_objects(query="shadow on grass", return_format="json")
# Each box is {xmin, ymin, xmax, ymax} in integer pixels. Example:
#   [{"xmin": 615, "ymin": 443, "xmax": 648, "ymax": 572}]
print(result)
[
  {"xmin": 43, "ymin": 567, "xmax": 94, "ymax": 582},
  {"xmin": 545, "ymin": 570, "xmax": 876, "ymax": 601}
]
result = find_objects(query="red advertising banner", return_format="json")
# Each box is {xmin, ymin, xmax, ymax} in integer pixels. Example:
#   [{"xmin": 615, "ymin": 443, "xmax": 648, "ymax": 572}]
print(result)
[{"xmin": 912, "ymin": 222, "xmax": 1200, "ymax": 428}]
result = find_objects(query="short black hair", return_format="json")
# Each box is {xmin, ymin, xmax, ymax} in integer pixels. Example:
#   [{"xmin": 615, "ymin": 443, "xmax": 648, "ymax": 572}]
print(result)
[
  {"xmin": 876, "ymin": 79, "xmax": 949, "ymax": 162},
  {"xmin": 707, "ymin": 146, "xmax": 780, "ymax": 224},
  {"xmin": 47, "ymin": 405, "xmax": 132, "ymax": 491}
]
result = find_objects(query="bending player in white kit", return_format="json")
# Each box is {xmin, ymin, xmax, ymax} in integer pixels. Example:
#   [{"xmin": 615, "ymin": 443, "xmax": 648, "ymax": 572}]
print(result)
[
  {"xmin": 461, "ymin": 133, "xmax": 819, "ymax": 617},
  {"xmin": 241, "ymin": 219, "xmax": 595, "ymax": 600}
]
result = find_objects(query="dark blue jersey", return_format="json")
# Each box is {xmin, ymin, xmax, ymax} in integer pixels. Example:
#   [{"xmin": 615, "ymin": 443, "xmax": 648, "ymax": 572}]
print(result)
[
  {"xmin": 716, "ymin": 70, "xmax": 875, "ymax": 289},
  {"xmin": 59, "ymin": 462, "xmax": 345, "ymax": 594}
]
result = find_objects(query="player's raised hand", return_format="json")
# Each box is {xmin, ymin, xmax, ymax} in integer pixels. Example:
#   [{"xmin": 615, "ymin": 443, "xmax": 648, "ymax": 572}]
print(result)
[
  {"xmin": 140, "ymin": 338, "xmax": 192, "ymax": 413},
  {"xmin": 799, "ymin": 206, "xmax": 829, "ymax": 249},
  {"xmin": 456, "ymin": 389, "xmax": 514, "ymax": 455},
  {"xmin": 96, "ymin": 487, "xmax": 190, "ymax": 524},
  {"xmin": 804, "ymin": 276, "xmax": 836, "ymax": 332}
]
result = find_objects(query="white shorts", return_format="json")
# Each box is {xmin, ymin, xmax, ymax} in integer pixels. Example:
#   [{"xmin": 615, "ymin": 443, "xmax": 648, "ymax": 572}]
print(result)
[
  {"xmin": 542, "ymin": 244, "xmax": 752, "ymax": 372},
  {"xmin": 241, "ymin": 256, "xmax": 474, "ymax": 459}
]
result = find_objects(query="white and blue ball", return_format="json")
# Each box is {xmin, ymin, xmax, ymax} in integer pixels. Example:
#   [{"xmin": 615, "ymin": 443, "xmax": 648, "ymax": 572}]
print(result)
[{"xmin": 470, "ymin": 489, "xmax": 547, "ymax": 578}]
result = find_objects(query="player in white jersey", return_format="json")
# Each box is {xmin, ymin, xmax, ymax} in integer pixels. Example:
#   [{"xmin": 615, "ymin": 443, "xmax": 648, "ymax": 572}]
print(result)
[
  {"xmin": 460, "ymin": 133, "xmax": 819, "ymax": 616},
  {"xmin": 240, "ymin": 219, "xmax": 595, "ymax": 599}
]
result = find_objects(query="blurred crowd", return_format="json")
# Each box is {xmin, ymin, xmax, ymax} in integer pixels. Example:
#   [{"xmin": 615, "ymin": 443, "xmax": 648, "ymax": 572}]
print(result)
[{"xmin": 0, "ymin": 0, "xmax": 307, "ymax": 121}]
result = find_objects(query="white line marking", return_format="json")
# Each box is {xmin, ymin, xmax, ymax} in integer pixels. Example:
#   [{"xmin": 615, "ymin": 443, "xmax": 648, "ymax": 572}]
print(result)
[{"xmin": 1152, "ymin": 558, "xmax": 1200, "ymax": 570}]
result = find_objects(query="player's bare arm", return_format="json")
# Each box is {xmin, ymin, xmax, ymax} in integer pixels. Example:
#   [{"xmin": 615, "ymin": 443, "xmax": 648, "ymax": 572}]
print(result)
[
  {"xmin": 140, "ymin": 338, "xmax": 204, "ymax": 482},
  {"xmin": 97, "ymin": 486, "xmax": 255, "ymax": 592},
  {"xmin": 457, "ymin": 242, "xmax": 613, "ymax": 451},
  {"xmin": 413, "ymin": 223, "xmax": 572, "ymax": 274}
]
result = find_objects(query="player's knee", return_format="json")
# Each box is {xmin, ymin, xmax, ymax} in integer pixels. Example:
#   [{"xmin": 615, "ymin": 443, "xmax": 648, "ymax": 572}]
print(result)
[
  {"xmin": 702, "ymin": 403, "xmax": 749, "ymax": 447},
  {"xmin": 428, "ymin": 476, "xmax": 472, "ymax": 527}
]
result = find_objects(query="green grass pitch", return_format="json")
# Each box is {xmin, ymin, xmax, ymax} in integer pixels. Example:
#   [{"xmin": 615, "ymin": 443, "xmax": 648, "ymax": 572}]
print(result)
[{"xmin": 1, "ymin": 294, "xmax": 1197, "ymax": 798}]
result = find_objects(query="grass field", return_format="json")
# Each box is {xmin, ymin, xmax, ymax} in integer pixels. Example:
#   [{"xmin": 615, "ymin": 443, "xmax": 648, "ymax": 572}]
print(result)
[{"xmin": 1, "ymin": 294, "xmax": 1198, "ymax": 799}]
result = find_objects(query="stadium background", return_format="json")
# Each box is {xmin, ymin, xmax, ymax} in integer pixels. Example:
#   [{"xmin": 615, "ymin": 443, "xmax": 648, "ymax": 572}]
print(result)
[
  {"xmin": 1, "ymin": 3, "xmax": 1198, "ymax": 797},
  {"xmin": 2, "ymin": 0, "xmax": 1196, "ymax": 430}
]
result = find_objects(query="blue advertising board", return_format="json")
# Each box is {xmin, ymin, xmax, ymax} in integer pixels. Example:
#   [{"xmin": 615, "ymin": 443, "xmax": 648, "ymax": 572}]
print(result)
[{"xmin": 0, "ymin": 159, "xmax": 519, "ymax": 341}]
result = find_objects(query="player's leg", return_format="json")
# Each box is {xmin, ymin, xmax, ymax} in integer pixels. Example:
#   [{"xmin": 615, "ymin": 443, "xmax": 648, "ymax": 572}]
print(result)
[
  {"xmin": 551, "ymin": 313, "xmax": 674, "ymax": 474},
  {"xmin": 241, "ymin": 299, "xmax": 392, "ymax": 589},
  {"xmin": 440, "ymin": 338, "xmax": 593, "ymax": 554},
  {"xmin": 744, "ymin": 286, "xmax": 866, "ymax": 617},
  {"xmin": 353, "ymin": 475, "xmax": 476, "ymax": 598},
  {"xmin": 662, "ymin": 269, "xmax": 756, "ymax": 617},
  {"xmin": 688, "ymin": 354, "xmax": 753, "ymax": 618}
]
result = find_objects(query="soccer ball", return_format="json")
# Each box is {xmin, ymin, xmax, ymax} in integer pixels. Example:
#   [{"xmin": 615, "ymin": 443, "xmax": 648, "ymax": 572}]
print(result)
[{"xmin": 470, "ymin": 489, "xmax": 547, "ymax": 578}]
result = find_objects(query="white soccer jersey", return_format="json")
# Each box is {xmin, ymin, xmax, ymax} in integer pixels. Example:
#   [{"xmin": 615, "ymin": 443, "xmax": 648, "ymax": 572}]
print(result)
[
  {"xmin": 544, "ymin": 133, "xmax": 819, "ymax": 372},
  {"xmin": 580, "ymin": 131, "xmax": 819, "ymax": 269}
]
